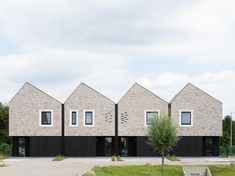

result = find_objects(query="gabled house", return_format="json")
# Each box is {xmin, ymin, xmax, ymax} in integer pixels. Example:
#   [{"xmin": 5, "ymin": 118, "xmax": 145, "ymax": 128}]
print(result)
[
  {"xmin": 9, "ymin": 82, "xmax": 222, "ymax": 157},
  {"xmin": 118, "ymin": 83, "xmax": 169, "ymax": 156},
  {"xmin": 64, "ymin": 83, "xmax": 115, "ymax": 156},
  {"xmin": 170, "ymin": 83, "xmax": 222, "ymax": 156},
  {"xmin": 9, "ymin": 82, "xmax": 62, "ymax": 157}
]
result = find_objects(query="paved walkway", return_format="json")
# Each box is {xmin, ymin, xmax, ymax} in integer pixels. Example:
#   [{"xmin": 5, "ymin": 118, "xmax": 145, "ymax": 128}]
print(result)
[{"xmin": 0, "ymin": 157, "xmax": 235, "ymax": 176}]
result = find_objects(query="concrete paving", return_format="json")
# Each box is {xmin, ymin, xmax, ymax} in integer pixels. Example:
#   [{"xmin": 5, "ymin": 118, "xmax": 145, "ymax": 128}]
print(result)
[{"xmin": 0, "ymin": 157, "xmax": 235, "ymax": 176}]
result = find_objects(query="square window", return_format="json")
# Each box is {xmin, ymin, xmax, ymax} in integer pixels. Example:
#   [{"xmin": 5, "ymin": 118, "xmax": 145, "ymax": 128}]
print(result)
[
  {"xmin": 146, "ymin": 111, "xmax": 158, "ymax": 125},
  {"xmin": 41, "ymin": 111, "xmax": 52, "ymax": 125},
  {"xmin": 181, "ymin": 112, "xmax": 191, "ymax": 125},
  {"xmin": 71, "ymin": 111, "xmax": 77, "ymax": 125},
  {"xmin": 85, "ymin": 111, "xmax": 93, "ymax": 125}
]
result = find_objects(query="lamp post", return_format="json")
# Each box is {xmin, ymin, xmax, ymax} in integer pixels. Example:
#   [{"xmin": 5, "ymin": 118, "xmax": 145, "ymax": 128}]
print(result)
[{"xmin": 230, "ymin": 112, "xmax": 235, "ymax": 155}]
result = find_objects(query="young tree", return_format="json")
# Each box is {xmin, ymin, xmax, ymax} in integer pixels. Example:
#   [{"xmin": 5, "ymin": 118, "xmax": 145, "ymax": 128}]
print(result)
[
  {"xmin": 0, "ymin": 103, "xmax": 10, "ymax": 144},
  {"xmin": 147, "ymin": 115, "xmax": 179, "ymax": 176}
]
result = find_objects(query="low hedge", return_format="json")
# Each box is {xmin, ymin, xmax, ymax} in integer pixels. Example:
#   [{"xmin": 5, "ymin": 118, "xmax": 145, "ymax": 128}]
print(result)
[{"xmin": 0, "ymin": 143, "xmax": 12, "ymax": 156}]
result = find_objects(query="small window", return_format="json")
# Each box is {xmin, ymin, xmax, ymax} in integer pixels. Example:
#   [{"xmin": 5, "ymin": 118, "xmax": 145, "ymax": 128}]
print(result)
[
  {"xmin": 180, "ymin": 111, "xmax": 192, "ymax": 126},
  {"xmin": 145, "ymin": 111, "xmax": 159, "ymax": 125},
  {"xmin": 84, "ymin": 111, "xmax": 93, "ymax": 126},
  {"xmin": 40, "ymin": 111, "xmax": 52, "ymax": 126},
  {"xmin": 70, "ymin": 111, "xmax": 77, "ymax": 126}
]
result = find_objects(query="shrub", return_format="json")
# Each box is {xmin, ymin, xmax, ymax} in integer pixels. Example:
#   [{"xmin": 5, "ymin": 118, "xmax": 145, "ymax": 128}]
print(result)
[
  {"xmin": 166, "ymin": 155, "xmax": 179, "ymax": 161},
  {"xmin": 116, "ymin": 155, "xmax": 123, "ymax": 161},
  {"xmin": 111, "ymin": 155, "xmax": 123, "ymax": 161},
  {"xmin": 0, "ymin": 160, "xmax": 7, "ymax": 167},
  {"xmin": 52, "ymin": 155, "xmax": 65, "ymax": 161},
  {"xmin": 0, "ymin": 143, "xmax": 12, "ymax": 156},
  {"xmin": 111, "ymin": 155, "xmax": 117, "ymax": 161}
]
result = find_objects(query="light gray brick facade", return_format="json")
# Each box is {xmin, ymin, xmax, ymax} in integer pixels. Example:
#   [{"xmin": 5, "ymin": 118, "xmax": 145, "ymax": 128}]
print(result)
[
  {"xmin": 9, "ymin": 83, "xmax": 62, "ymax": 136},
  {"xmin": 118, "ymin": 83, "xmax": 169, "ymax": 136},
  {"xmin": 9, "ymin": 82, "xmax": 222, "ymax": 138},
  {"xmin": 171, "ymin": 83, "xmax": 222, "ymax": 136},
  {"xmin": 64, "ymin": 83, "xmax": 115, "ymax": 136}
]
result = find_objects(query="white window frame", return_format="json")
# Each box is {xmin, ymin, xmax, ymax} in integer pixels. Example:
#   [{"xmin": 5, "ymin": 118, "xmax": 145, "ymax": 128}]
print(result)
[
  {"xmin": 70, "ymin": 110, "xmax": 78, "ymax": 127},
  {"xmin": 83, "ymin": 109, "xmax": 95, "ymax": 127},
  {"xmin": 179, "ymin": 110, "xmax": 193, "ymax": 127},
  {"xmin": 144, "ymin": 109, "xmax": 160, "ymax": 126},
  {"xmin": 39, "ymin": 109, "xmax": 53, "ymax": 127}
]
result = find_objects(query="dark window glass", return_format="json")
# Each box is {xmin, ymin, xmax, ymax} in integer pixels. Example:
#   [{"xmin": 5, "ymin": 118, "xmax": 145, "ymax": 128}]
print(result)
[
  {"xmin": 85, "ymin": 111, "xmax": 93, "ymax": 125},
  {"xmin": 146, "ymin": 111, "xmax": 158, "ymax": 125},
  {"xmin": 71, "ymin": 111, "xmax": 77, "ymax": 125},
  {"xmin": 181, "ymin": 112, "xmax": 191, "ymax": 125},
  {"xmin": 41, "ymin": 111, "xmax": 51, "ymax": 125}
]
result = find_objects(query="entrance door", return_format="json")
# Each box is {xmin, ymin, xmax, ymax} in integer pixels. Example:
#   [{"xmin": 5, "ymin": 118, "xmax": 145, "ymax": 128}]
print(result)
[
  {"xmin": 104, "ymin": 137, "xmax": 113, "ymax": 156},
  {"xmin": 96, "ymin": 137, "xmax": 113, "ymax": 156},
  {"xmin": 119, "ymin": 137, "xmax": 137, "ymax": 156},
  {"xmin": 203, "ymin": 137, "xmax": 213, "ymax": 156},
  {"xmin": 120, "ymin": 137, "xmax": 128, "ymax": 156},
  {"xmin": 19, "ymin": 138, "xmax": 25, "ymax": 157}
]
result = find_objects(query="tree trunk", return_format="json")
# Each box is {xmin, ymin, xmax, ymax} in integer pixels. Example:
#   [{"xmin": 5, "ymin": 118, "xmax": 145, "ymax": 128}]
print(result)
[{"xmin": 161, "ymin": 151, "xmax": 164, "ymax": 176}]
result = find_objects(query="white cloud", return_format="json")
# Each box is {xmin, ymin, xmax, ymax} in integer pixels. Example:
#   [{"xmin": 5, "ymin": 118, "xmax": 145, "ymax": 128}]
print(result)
[
  {"xmin": 0, "ymin": 0, "xmax": 234, "ymax": 117},
  {"xmin": 0, "ymin": 48, "xmax": 133, "ymax": 102}
]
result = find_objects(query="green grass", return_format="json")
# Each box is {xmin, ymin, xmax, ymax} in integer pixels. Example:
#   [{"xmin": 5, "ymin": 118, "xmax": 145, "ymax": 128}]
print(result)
[
  {"xmin": 83, "ymin": 165, "xmax": 184, "ymax": 176},
  {"xmin": 52, "ymin": 155, "xmax": 65, "ymax": 161},
  {"xmin": 209, "ymin": 165, "xmax": 235, "ymax": 176}
]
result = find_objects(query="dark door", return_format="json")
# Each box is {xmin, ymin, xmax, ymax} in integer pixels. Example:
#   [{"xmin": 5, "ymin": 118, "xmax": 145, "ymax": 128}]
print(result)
[
  {"xmin": 119, "ymin": 137, "xmax": 137, "ymax": 156},
  {"xmin": 96, "ymin": 137, "xmax": 113, "ymax": 156},
  {"xmin": 128, "ymin": 137, "xmax": 137, "ymax": 156},
  {"xmin": 203, "ymin": 137, "xmax": 213, "ymax": 156},
  {"xmin": 19, "ymin": 138, "xmax": 25, "ymax": 157},
  {"xmin": 120, "ymin": 137, "xmax": 128, "ymax": 156},
  {"xmin": 104, "ymin": 137, "xmax": 113, "ymax": 156},
  {"xmin": 96, "ymin": 137, "xmax": 105, "ymax": 156}
]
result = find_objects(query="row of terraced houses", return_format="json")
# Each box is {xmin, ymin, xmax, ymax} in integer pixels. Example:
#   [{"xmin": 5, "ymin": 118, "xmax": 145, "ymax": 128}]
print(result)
[{"xmin": 9, "ymin": 82, "xmax": 222, "ymax": 157}]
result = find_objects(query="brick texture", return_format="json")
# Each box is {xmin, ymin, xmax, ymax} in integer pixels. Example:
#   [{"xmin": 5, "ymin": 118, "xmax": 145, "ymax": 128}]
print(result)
[
  {"xmin": 64, "ymin": 83, "xmax": 115, "ymax": 136},
  {"xmin": 171, "ymin": 83, "xmax": 222, "ymax": 136},
  {"xmin": 9, "ymin": 83, "xmax": 62, "ymax": 136},
  {"xmin": 118, "ymin": 83, "xmax": 169, "ymax": 136}
]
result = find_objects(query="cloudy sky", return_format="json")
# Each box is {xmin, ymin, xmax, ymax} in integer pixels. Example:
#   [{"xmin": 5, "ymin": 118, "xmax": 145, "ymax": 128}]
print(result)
[{"xmin": 0, "ymin": 0, "xmax": 235, "ymax": 116}]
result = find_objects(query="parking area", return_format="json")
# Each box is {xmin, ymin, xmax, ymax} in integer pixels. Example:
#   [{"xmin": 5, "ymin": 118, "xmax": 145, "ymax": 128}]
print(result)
[{"xmin": 0, "ymin": 157, "xmax": 235, "ymax": 176}]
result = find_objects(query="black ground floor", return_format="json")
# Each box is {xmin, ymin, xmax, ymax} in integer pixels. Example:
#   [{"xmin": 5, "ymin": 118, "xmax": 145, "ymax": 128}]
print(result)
[{"xmin": 12, "ymin": 136, "xmax": 219, "ymax": 157}]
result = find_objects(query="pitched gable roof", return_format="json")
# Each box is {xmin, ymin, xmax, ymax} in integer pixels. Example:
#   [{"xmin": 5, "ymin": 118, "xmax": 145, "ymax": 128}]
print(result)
[
  {"xmin": 64, "ymin": 82, "xmax": 115, "ymax": 104},
  {"xmin": 170, "ymin": 82, "xmax": 222, "ymax": 104},
  {"xmin": 9, "ymin": 82, "xmax": 62, "ymax": 104},
  {"xmin": 118, "ymin": 82, "xmax": 168, "ymax": 104}
]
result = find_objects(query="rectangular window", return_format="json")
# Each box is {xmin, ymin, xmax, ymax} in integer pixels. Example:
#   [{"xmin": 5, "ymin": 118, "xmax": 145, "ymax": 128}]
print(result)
[
  {"xmin": 41, "ymin": 111, "xmax": 52, "ymax": 125},
  {"xmin": 71, "ymin": 111, "xmax": 77, "ymax": 126},
  {"xmin": 181, "ymin": 111, "xmax": 192, "ymax": 126},
  {"xmin": 145, "ymin": 111, "xmax": 159, "ymax": 125},
  {"xmin": 85, "ymin": 111, "xmax": 93, "ymax": 126}
]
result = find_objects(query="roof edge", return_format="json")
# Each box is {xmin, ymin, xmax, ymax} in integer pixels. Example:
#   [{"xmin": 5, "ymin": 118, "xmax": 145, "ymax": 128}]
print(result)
[
  {"xmin": 170, "ymin": 82, "xmax": 222, "ymax": 104},
  {"xmin": 64, "ymin": 82, "xmax": 115, "ymax": 104},
  {"xmin": 9, "ymin": 82, "xmax": 62, "ymax": 104},
  {"xmin": 118, "ymin": 82, "xmax": 169, "ymax": 104}
]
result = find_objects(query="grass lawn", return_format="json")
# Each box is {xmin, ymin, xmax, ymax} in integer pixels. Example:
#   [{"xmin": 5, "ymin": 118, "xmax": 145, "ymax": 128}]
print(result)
[
  {"xmin": 209, "ymin": 165, "xmax": 235, "ymax": 176},
  {"xmin": 83, "ymin": 165, "xmax": 184, "ymax": 176}
]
